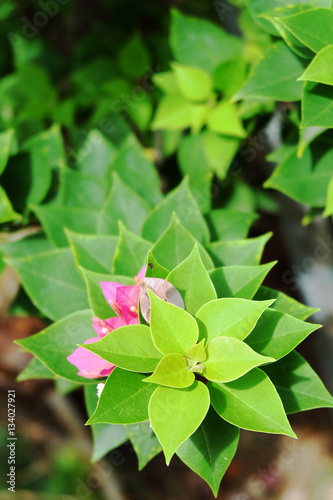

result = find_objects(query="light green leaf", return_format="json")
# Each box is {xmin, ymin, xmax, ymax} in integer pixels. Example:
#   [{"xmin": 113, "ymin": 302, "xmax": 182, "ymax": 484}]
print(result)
[
  {"xmin": 149, "ymin": 381, "xmax": 210, "ymax": 464},
  {"xmin": 188, "ymin": 339, "xmax": 206, "ymax": 363},
  {"xmin": 142, "ymin": 178, "xmax": 209, "ymax": 244},
  {"xmin": 149, "ymin": 289, "xmax": 199, "ymax": 355},
  {"xmin": 254, "ymin": 286, "xmax": 318, "ymax": 320},
  {"xmin": 0, "ymin": 128, "xmax": 14, "ymax": 175},
  {"xmin": 205, "ymin": 209, "xmax": 257, "ymax": 241},
  {"xmin": 153, "ymin": 71, "xmax": 178, "ymax": 94},
  {"xmin": 67, "ymin": 231, "xmax": 118, "ymax": 274},
  {"xmin": 324, "ymin": 176, "xmax": 333, "ymax": 216},
  {"xmin": 7, "ymin": 248, "xmax": 89, "ymax": 321},
  {"xmin": 150, "ymin": 214, "xmax": 214, "ymax": 271},
  {"xmin": 209, "ymin": 368, "xmax": 296, "ymax": 437},
  {"xmin": 302, "ymin": 81, "xmax": 333, "ymax": 128},
  {"xmin": 234, "ymin": 42, "xmax": 306, "ymax": 102},
  {"xmin": 207, "ymin": 233, "xmax": 272, "ymax": 266},
  {"xmin": 112, "ymin": 224, "xmax": 151, "ymax": 277},
  {"xmin": 209, "ymin": 262, "xmax": 276, "ymax": 299},
  {"xmin": 177, "ymin": 408, "xmax": 239, "ymax": 497},
  {"xmin": 207, "ymin": 102, "xmax": 246, "ymax": 138},
  {"xmin": 80, "ymin": 268, "xmax": 133, "ymax": 319},
  {"xmin": 126, "ymin": 422, "xmax": 162, "ymax": 470},
  {"xmin": 32, "ymin": 205, "xmax": 98, "ymax": 247},
  {"xmin": 213, "ymin": 58, "xmax": 247, "ymax": 97},
  {"xmin": 263, "ymin": 351, "xmax": 333, "ymax": 413},
  {"xmin": 98, "ymin": 173, "xmax": 151, "ymax": 236},
  {"xmin": 173, "ymin": 63, "xmax": 213, "ymax": 102},
  {"xmin": 245, "ymin": 308, "xmax": 321, "ymax": 360},
  {"xmin": 204, "ymin": 336, "xmax": 275, "ymax": 383},
  {"xmin": 145, "ymin": 252, "xmax": 169, "ymax": 279},
  {"xmin": 299, "ymin": 45, "xmax": 333, "ymax": 86},
  {"xmin": 87, "ymin": 368, "xmax": 156, "ymax": 424},
  {"xmin": 264, "ymin": 146, "xmax": 333, "ymax": 207},
  {"xmin": 144, "ymin": 353, "xmax": 195, "ymax": 388},
  {"xmin": 84, "ymin": 384, "xmax": 128, "ymax": 463},
  {"xmin": 17, "ymin": 356, "xmax": 55, "ymax": 381},
  {"xmin": 196, "ymin": 297, "xmax": 274, "ymax": 343},
  {"xmin": 0, "ymin": 185, "xmax": 19, "ymax": 224},
  {"xmin": 170, "ymin": 9, "xmax": 242, "ymax": 73},
  {"xmin": 278, "ymin": 8, "xmax": 333, "ymax": 54},
  {"xmin": 166, "ymin": 245, "xmax": 216, "ymax": 315},
  {"xmin": 80, "ymin": 325, "xmax": 163, "ymax": 373},
  {"xmin": 152, "ymin": 93, "xmax": 208, "ymax": 132},
  {"xmin": 202, "ymin": 131, "xmax": 240, "ymax": 180},
  {"xmin": 15, "ymin": 310, "xmax": 96, "ymax": 383}
]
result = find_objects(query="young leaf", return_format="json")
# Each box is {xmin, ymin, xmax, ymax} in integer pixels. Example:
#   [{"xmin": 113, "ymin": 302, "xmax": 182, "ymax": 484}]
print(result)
[
  {"xmin": 204, "ymin": 336, "xmax": 275, "ymax": 383},
  {"xmin": 177, "ymin": 408, "xmax": 239, "ymax": 497},
  {"xmin": 202, "ymin": 132, "xmax": 240, "ymax": 180},
  {"xmin": 15, "ymin": 310, "xmax": 96, "ymax": 383},
  {"xmin": 84, "ymin": 384, "xmax": 128, "ymax": 463},
  {"xmin": 148, "ymin": 381, "xmax": 210, "ymax": 464},
  {"xmin": 170, "ymin": 9, "xmax": 242, "ymax": 73},
  {"xmin": 196, "ymin": 298, "xmax": 274, "ymax": 343},
  {"xmin": 234, "ymin": 42, "xmax": 306, "ymax": 102},
  {"xmin": 209, "ymin": 262, "xmax": 276, "ymax": 300},
  {"xmin": 112, "ymin": 224, "xmax": 151, "ymax": 277},
  {"xmin": 172, "ymin": 63, "xmax": 213, "ymax": 102},
  {"xmin": 166, "ymin": 245, "xmax": 216, "ymax": 315},
  {"xmin": 209, "ymin": 368, "xmax": 296, "ymax": 437},
  {"xmin": 245, "ymin": 308, "xmax": 321, "ymax": 360},
  {"xmin": 207, "ymin": 102, "xmax": 246, "ymax": 138},
  {"xmin": 263, "ymin": 351, "xmax": 333, "ymax": 413},
  {"xmin": 98, "ymin": 173, "xmax": 151, "ymax": 236},
  {"xmin": 188, "ymin": 339, "xmax": 206, "ymax": 363},
  {"xmin": 298, "ymin": 45, "xmax": 333, "ymax": 86},
  {"xmin": 7, "ymin": 248, "xmax": 89, "ymax": 321},
  {"xmin": 80, "ymin": 325, "xmax": 163, "ymax": 373},
  {"xmin": 144, "ymin": 353, "xmax": 195, "ymax": 388},
  {"xmin": 126, "ymin": 422, "xmax": 162, "ymax": 470},
  {"xmin": 254, "ymin": 286, "xmax": 318, "ymax": 320},
  {"xmin": 207, "ymin": 233, "xmax": 272, "ymax": 267},
  {"xmin": 152, "ymin": 94, "xmax": 208, "ymax": 132},
  {"xmin": 205, "ymin": 209, "xmax": 257, "ymax": 242},
  {"xmin": 67, "ymin": 231, "xmax": 119, "ymax": 274},
  {"xmin": 149, "ymin": 290, "xmax": 199, "ymax": 355},
  {"xmin": 151, "ymin": 214, "xmax": 214, "ymax": 271},
  {"xmin": 142, "ymin": 178, "xmax": 209, "ymax": 245}
]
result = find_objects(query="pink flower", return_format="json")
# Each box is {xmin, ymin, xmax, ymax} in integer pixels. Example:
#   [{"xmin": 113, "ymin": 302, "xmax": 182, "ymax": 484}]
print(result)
[{"xmin": 67, "ymin": 266, "xmax": 146, "ymax": 379}]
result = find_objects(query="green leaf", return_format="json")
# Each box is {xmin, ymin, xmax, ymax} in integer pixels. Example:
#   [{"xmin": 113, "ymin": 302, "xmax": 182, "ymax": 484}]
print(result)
[
  {"xmin": 170, "ymin": 9, "xmax": 242, "ymax": 73},
  {"xmin": 84, "ymin": 384, "xmax": 128, "ymax": 463},
  {"xmin": 302, "ymin": 81, "xmax": 333, "ymax": 128},
  {"xmin": 76, "ymin": 129, "xmax": 116, "ymax": 177},
  {"xmin": 264, "ymin": 145, "xmax": 333, "ymax": 207},
  {"xmin": 209, "ymin": 368, "xmax": 296, "ymax": 437},
  {"xmin": 173, "ymin": 63, "xmax": 213, "ymax": 102},
  {"xmin": 1, "ymin": 233, "xmax": 54, "ymax": 259},
  {"xmin": 204, "ymin": 336, "xmax": 275, "ymax": 383},
  {"xmin": 213, "ymin": 58, "xmax": 247, "ymax": 97},
  {"xmin": 149, "ymin": 290, "xmax": 199, "ymax": 356},
  {"xmin": 153, "ymin": 71, "xmax": 178, "ymax": 95},
  {"xmin": 0, "ymin": 186, "xmax": 19, "ymax": 224},
  {"xmin": 148, "ymin": 381, "xmax": 210, "ymax": 464},
  {"xmin": 15, "ymin": 310, "xmax": 96, "ymax": 383},
  {"xmin": 188, "ymin": 339, "xmax": 206, "ymax": 363},
  {"xmin": 87, "ymin": 369, "xmax": 156, "ymax": 424},
  {"xmin": 245, "ymin": 308, "xmax": 321, "ymax": 360},
  {"xmin": 278, "ymin": 8, "xmax": 333, "ymax": 54},
  {"xmin": 112, "ymin": 224, "xmax": 151, "ymax": 276},
  {"xmin": 80, "ymin": 268, "xmax": 133, "ymax": 319},
  {"xmin": 17, "ymin": 357, "xmax": 55, "ymax": 381},
  {"xmin": 207, "ymin": 233, "xmax": 272, "ymax": 267},
  {"xmin": 152, "ymin": 93, "xmax": 208, "ymax": 132},
  {"xmin": 166, "ymin": 245, "xmax": 216, "ymax": 315},
  {"xmin": 7, "ymin": 248, "xmax": 89, "ymax": 321},
  {"xmin": 254, "ymin": 286, "xmax": 318, "ymax": 320},
  {"xmin": 205, "ymin": 209, "xmax": 257, "ymax": 242},
  {"xmin": 0, "ymin": 128, "xmax": 14, "ymax": 175},
  {"xmin": 202, "ymin": 132, "xmax": 240, "ymax": 180},
  {"xmin": 196, "ymin": 297, "xmax": 274, "ymax": 343},
  {"xmin": 209, "ymin": 262, "xmax": 276, "ymax": 299},
  {"xmin": 98, "ymin": 173, "xmax": 151, "ymax": 236},
  {"xmin": 207, "ymin": 102, "xmax": 246, "ymax": 138},
  {"xmin": 299, "ymin": 45, "xmax": 333, "ymax": 86},
  {"xmin": 263, "ymin": 351, "xmax": 333, "ymax": 414},
  {"xmin": 32, "ymin": 205, "xmax": 98, "ymax": 247},
  {"xmin": 150, "ymin": 214, "xmax": 214, "ymax": 271},
  {"xmin": 177, "ymin": 408, "xmax": 239, "ymax": 496},
  {"xmin": 144, "ymin": 353, "xmax": 195, "ymax": 388},
  {"xmin": 145, "ymin": 252, "xmax": 169, "ymax": 279},
  {"xmin": 81, "ymin": 325, "xmax": 163, "ymax": 373},
  {"xmin": 142, "ymin": 178, "xmax": 209, "ymax": 245},
  {"xmin": 67, "ymin": 231, "xmax": 118, "ymax": 274},
  {"xmin": 324, "ymin": 177, "xmax": 333, "ymax": 216},
  {"xmin": 234, "ymin": 42, "xmax": 306, "ymax": 102},
  {"xmin": 118, "ymin": 33, "xmax": 150, "ymax": 79},
  {"xmin": 23, "ymin": 123, "xmax": 66, "ymax": 170},
  {"xmin": 126, "ymin": 422, "xmax": 162, "ymax": 470}
]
